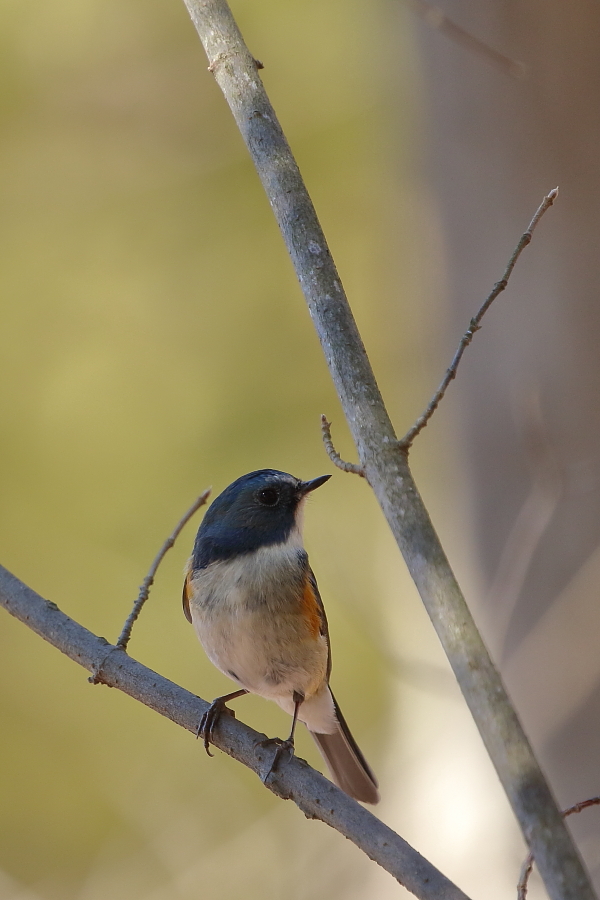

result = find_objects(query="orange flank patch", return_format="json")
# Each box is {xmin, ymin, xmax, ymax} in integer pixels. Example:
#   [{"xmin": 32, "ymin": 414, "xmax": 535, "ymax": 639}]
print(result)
[{"xmin": 300, "ymin": 576, "xmax": 322, "ymax": 639}]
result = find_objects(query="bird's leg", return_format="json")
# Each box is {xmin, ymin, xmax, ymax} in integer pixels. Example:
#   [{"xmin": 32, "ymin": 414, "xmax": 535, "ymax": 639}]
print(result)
[
  {"xmin": 197, "ymin": 689, "xmax": 248, "ymax": 757},
  {"xmin": 286, "ymin": 689, "xmax": 303, "ymax": 745},
  {"xmin": 259, "ymin": 690, "xmax": 304, "ymax": 782}
]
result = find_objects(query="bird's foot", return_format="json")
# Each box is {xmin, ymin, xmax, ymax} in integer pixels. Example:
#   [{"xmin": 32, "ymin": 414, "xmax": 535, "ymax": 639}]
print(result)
[
  {"xmin": 255, "ymin": 736, "xmax": 295, "ymax": 783},
  {"xmin": 196, "ymin": 699, "xmax": 236, "ymax": 757}
]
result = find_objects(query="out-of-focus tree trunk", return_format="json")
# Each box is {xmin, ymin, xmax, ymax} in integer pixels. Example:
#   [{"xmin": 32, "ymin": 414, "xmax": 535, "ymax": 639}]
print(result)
[{"xmin": 413, "ymin": 0, "xmax": 600, "ymax": 887}]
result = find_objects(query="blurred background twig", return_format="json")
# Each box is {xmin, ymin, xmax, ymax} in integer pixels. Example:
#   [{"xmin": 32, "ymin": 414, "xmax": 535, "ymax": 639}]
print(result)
[{"xmin": 403, "ymin": 0, "xmax": 526, "ymax": 78}]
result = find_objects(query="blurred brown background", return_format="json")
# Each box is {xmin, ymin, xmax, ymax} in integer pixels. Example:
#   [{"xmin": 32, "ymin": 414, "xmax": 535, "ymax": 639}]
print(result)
[
  {"xmin": 412, "ymin": 1, "xmax": 600, "ymax": 896},
  {"xmin": 1, "ymin": 1, "xmax": 599, "ymax": 899}
]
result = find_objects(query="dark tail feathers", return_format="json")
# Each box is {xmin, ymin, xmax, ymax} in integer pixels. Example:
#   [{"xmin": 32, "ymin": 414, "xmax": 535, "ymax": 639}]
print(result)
[{"xmin": 310, "ymin": 690, "xmax": 379, "ymax": 804}]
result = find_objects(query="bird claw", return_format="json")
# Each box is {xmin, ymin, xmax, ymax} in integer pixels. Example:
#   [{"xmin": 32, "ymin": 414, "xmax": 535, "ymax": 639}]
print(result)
[
  {"xmin": 196, "ymin": 699, "xmax": 236, "ymax": 757},
  {"xmin": 255, "ymin": 737, "xmax": 295, "ymax": 783}
]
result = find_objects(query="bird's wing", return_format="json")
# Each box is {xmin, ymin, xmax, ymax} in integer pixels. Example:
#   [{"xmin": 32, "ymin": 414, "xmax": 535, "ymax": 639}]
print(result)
[{"xmin": 307, "ymin": 566, "xmax": 332, "ymax": 679}]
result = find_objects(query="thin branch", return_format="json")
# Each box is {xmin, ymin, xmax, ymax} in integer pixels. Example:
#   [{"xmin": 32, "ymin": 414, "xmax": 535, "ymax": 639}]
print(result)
[
  {"xmin": 178, "ymin": 5, "xmax": 592, "ymax": 898},
  {"xmin": 115, "ymin": 489, "xmax": 211, "ymax": 652},
  {"xmin": 400, "ymin": 188, "xmax": 559, "ymax": 448},
  {"xmin": 404, "ymin": 0, "xmax": 527, "ymax": 79},
  {"xmin": 0, "ymin": 564, "xmax": 471, "ymax": 900},
  {"xmin": 320, "ymin": 415, "xmax": 365, "ymax": 477},
  {"xmin": 517, "ymin": 797, "xmax": 600, "ymax": 900}
]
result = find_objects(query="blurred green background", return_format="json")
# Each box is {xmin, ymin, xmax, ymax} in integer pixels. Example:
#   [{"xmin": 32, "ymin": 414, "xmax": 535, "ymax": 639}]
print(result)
[{"xmin": 0, "ymin": 1, "xmax": 529, "ymax": 899}]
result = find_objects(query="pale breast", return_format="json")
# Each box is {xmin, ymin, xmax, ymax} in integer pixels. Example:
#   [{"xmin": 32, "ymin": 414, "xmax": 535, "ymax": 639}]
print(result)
[{"xmin": 187, "ymin": 544, "xmax": 329, "ymax": 702}]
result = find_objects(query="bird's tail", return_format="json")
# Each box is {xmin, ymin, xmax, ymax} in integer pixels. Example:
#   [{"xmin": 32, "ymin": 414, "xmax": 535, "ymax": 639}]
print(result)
[{"xmin": 310, "ymin": 690, "xmax": 379, "ymax": 804}]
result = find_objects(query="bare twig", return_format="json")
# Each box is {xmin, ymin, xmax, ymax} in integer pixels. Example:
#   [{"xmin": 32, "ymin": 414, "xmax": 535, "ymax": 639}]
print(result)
[
  {"xmin": 320, "ymin": 415, "xmax": 365, "ymax": 477},
  {"xmin": 401, "ymin": 188, "xmax": 559, "ymax": 448},
  {"xmin": 116, "ymin": 489, "xmax": 211, "ymax": 651},
  {"xmin": 0, "ymin": 564, "xmax": 472, "ymax": 900},
  {"xmin": 404, "ymin": 0, "xmax": 526, "ymax": 79},
  {"xmin": 517, "ymin": 797, "xmax": 600, "ymax": 900},
  {"xmin": 178, "ymin": 6, "xmax": 591, "ymax": 897}
]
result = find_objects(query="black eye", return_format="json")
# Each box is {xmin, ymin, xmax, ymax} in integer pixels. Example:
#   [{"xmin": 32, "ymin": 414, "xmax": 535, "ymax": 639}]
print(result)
[{"xmin": 257, "ymin": 487, "xmax": 280, "ymax": 507}]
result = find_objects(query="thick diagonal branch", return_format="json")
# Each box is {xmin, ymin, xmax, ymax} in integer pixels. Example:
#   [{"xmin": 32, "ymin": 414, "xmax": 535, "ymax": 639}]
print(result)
[
  {"xmin": 0, "ymin": 564, "xmax": 470, "ymax": 900},
  {"xmin": 179, "ymin": 3, "xmax": 595, "ymax": 898}
]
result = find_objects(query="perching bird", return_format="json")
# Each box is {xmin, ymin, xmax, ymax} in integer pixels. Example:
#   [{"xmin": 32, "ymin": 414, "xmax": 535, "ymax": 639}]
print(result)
[{"xmin": 183, "ymin": 468, "xmax": 379, "ymax": 804}]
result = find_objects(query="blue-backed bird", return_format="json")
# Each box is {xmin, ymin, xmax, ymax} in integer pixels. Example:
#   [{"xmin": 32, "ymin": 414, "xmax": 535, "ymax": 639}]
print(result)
[{"xmin": 183, "ymin": 469, "xmax": 379, "ymax": 804}]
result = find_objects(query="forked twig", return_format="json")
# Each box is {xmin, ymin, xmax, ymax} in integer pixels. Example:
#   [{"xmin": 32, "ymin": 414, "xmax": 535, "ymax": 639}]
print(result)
[
  {"xmin": 400, "ymin": 188, "xmax": 558, "ymax": 448},
  {"xmin": 320, "ymin": 415, "xmax": 365, "ymax": 477},
  {"xmin": 116, "ymin": 488, "xmax": 211, "ymax": 651},
  {"xmin": 517, "ymin": 797, "xmax": 600, "ymax": 900}
]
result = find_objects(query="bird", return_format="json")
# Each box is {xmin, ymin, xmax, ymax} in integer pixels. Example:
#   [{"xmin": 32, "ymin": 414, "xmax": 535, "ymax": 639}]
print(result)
[{"xmin": 183, "ymin": 468, "xmax": 379, "ymax": 804}]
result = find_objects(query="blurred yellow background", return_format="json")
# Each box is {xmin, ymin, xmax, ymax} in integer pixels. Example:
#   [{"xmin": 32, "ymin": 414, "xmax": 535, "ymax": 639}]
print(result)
[{"xmin": 0, "ymin": 1, "xmax": 546, "ymax": 899}]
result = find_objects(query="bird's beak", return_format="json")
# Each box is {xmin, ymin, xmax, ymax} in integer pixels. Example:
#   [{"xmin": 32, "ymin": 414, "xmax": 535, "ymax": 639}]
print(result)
[{"xmin": 298, "ymin": 474, "xmax": 332, "ymax": 496}]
